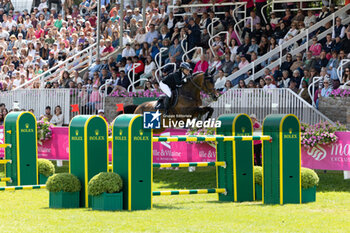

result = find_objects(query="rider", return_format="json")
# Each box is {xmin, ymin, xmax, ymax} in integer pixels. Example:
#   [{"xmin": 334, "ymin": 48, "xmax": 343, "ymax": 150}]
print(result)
[{"xmin": 159, "ymin": 62, "xmax": 192, "ymax": 113}]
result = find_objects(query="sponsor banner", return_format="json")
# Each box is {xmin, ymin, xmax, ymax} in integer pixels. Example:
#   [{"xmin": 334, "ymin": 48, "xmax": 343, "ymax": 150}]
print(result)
[
  {"xmin": 153, "ymin": 129, "xmax": 216, "ymax": 163},
  {"xmin": 1, "ymin": 126, "xmax": 350, "ymax": 170},
  {"xmin": 301, "ymin": 132, "xmax": 350, "ymax": 170}
]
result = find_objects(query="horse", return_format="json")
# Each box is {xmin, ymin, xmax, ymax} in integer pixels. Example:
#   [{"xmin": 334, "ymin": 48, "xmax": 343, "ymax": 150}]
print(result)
[{"xmin": 134, "ymin": 70, "xmax": 218, "ymax": 132}]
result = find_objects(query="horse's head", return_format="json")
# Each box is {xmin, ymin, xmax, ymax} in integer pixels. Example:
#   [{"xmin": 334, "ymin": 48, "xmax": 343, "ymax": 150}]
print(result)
[{"xmin": 202, "ymin": 68, "xmax": 218, "ymax": 101}]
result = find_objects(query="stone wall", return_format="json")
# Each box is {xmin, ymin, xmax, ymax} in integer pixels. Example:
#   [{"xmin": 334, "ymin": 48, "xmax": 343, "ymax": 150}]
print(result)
[
  {"xmin": 104, "ymin": 97, "xmax": 133, "ymax": 122},
  {"xmin": 318, "ymin": 97, "xmax": 350, "ymax": 128}
]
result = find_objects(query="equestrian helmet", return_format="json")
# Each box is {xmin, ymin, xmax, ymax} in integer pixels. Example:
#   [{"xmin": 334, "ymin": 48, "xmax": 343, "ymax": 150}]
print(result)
[{"xmin": 180, "ymin": 62, "xmax": 192, "ymax": 71}]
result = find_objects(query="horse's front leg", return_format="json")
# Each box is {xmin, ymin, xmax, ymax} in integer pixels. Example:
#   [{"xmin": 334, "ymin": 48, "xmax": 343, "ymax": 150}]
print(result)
[{"xmin": 196, "ymin": 106, "xmax": 214, "ymax": 120}]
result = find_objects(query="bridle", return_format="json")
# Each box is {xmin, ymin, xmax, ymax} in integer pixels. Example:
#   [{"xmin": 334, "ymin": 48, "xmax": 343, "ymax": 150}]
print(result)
[{"xmin": 189, "ymin": 73, "xmax": 217, "ymax": 99}]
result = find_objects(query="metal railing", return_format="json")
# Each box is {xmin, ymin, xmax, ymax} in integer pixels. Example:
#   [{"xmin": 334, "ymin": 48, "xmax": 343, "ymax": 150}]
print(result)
[
  {"xmin": 210, "ymin": 88, "xmax": 335, "ymax": 125},
  {"xmin": 233, "ymin": 17, "xmax": 253, "ymax": 44},
  {"xmin": 127, "ymin": 63, "xmax": 142, "ymax": 92},
  {"xmin": 226, "ymin": 4, "xmax": 350, "ymax": 86},
  {"xmin": 0, "ymin": 88, "xmax": 106, "ymax": 124},
  {"xmin": 155, "ymin": 63, "xmax": 177, "ymax": 83},
  {"xmin": 308, "ymin": 76, "xmax": 322, "ymax": 107},
  {"xmin": 209, "ymin": 31, "xmax": 229, "ymax": 56},
  {"xmin": 168, "ymin": 2, "xmax": 246, "ymax": 17},
  {"xmin": 207, "ymin": 17, "xmax": 221, "ymax": 37},
  {"xmin": 13, "ymin": 43, "xmax": 98, "ymax": 90},
  {"xmin": 337, "ymin": 59, "xmax": 350, "ymax": 83},
  {"xmin": 271, "ymin": 0, "xmax": 334, "ymax": 12},
  {"xmin": 0, "ymin": 89, "xmax": 71, "ymax": 125},
  {"xmin": 155, "ymin": 47, "xmax": 168, "ymax": 69},
  {"xmin": 182, "ymin": 47, "xmax": 203, "ymax": 63}
]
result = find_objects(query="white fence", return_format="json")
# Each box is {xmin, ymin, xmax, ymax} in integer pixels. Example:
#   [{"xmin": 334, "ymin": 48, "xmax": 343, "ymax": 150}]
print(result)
[
  {"xmin": 210, "ymin": 88, "xmax": 335, "ymax": 125},
  {"xmin": 0, "ymin": 89, "xmax": 105, "ymax": 125}
]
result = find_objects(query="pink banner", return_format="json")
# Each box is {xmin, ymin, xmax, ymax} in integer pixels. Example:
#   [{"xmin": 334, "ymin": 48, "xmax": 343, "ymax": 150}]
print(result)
[
  {"xmin": 1, "ymin": 126, "xmax": 349, "ymax": 170},
  {"xmin": 153, "ymin": 129, "xmax": 216, "ymax": 163},
  {"xmin": 301, "ymin": 132, "xmax": 350, "ymax": 170}
]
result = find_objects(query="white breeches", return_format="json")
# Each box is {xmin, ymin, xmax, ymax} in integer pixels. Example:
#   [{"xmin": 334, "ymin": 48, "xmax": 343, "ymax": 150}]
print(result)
[{"xmin": 159, "ymin": 81, "xmax": 172, "ymax": 97}]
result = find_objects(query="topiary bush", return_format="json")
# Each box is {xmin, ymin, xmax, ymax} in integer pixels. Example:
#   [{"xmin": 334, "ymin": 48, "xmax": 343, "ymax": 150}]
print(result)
[
  {"xmin": 88, "ymin": 172, "xmax": 123, "ymax": 196},
  {"xmin": 254, "ymin": 166, "xmax": 263, "ymax": 186},
  {"xmin": 301, "ymin": 167, "xmax": 319, "ymax": 189},
  {"xmin": 38, "ymin": 159, "xmax": 55, "ymax": 177},
  {"xmin": 46, "ymin": 173, "xmax": 81, "ymax": 193}
]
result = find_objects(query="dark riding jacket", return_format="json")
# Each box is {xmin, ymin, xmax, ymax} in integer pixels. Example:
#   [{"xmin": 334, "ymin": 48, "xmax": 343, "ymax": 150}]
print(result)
[{"xmin": 162, "ymin": 71, "xmax": 184, "ymax": 90}]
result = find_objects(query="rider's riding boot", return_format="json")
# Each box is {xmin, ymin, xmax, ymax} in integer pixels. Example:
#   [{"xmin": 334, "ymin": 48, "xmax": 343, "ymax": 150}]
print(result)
[{"xmin": 164, "ymin": 96, "xmax": 170, "ymax": 115}]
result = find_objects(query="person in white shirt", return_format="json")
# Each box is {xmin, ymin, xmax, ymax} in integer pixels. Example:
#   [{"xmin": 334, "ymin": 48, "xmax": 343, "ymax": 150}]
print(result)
[
  {"xmin": 12, "ymin": 71, "xmax": 22, "ymax": 88},
  {"xmin": 14, "ymin": 33, "xmax": 26, "ymax": 49},
  {"xmin": 214, "ymin": 69, "xmax": 226, "ymax": 90},
  {"xmin": 140, "ymin": 55, "xmax": 155, "ymax": 86},
  {"xmin": 122, "ymin": 43, "xmax": 136, "ymax": 58},
  {"xmin": 50, "ymin": 105, "xmax": 64, "ymax": 126},
  {"xmin": 263, "ymin": 76, "xmax": 276, "ymax": 89},
  {"xmin": 38, "ymin": 0, "xmax": 48, "ymax": 12},
  {"xmin": 0, "ymin": 26, "xmax": 9, "ymax": 40},
  {"xmin": 5, "ymin": 17, "xmax": 17, "ymax": 31}
]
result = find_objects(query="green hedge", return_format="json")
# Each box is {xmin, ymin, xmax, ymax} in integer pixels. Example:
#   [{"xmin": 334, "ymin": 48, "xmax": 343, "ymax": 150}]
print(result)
[
  {"xmin": 38, "ymin": 159, "xmax": 55, "ymax": 177},
  {"xmin": 88, "ymin": 172, "xmax": 123, "ymax": 196},
  {"xmin": 254, "ymin": 166, "xmax": 319, "ymax": 189},
  {"xmin": 46, "ymin": 173, "xmax": 81, "ymax": 193},
  {"xmin": 254, "ymin": 166, "xmax": 263, "ymax": 186},
  {"xmin": 301, "ymin": 167, "xmax": 319, "ymax": 189}
]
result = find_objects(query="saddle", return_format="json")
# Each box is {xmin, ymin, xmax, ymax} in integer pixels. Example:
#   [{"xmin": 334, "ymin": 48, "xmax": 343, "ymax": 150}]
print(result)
[{"xmin": 155, "ymin": 89, "xmax": 179, "ymax": 110}]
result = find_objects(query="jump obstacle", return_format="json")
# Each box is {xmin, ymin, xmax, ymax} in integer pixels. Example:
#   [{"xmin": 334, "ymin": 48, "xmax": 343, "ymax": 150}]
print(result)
[
  {"xmin": 0, "ymin": 112, "xmax": 39, "ymax": 190},
  {"xmin": 68, "ymin": 113, "xmax": 301, "ymax": 209}
]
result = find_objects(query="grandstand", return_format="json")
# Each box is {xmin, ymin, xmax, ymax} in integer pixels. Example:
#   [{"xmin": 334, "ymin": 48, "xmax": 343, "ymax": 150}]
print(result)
[{"xmin": 0, "ymin": 0, "xmax": 349, "ymax": 126}]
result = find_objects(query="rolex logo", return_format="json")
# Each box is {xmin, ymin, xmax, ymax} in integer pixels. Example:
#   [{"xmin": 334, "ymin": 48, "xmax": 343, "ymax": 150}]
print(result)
[
  {"xmin": 241, "ymin": 127, "xmax": 245, "ymax": 133},
  {"xmin": 139, "ymin": 129, "xmax": 144, "ymax": 136},
  {"xmin": 25, "ymin": 123, "xmax": 29, "ymax": 129},
  {"xmin": 95, "ymin": 129, "xmax": 99, "ymax": 136},
  {"xmin": 289, "ymin": 128, "xmax": 293, "ymax": 134},
  {"xmin": 119, "ymin": 129, "xmax": 123, "ymax": 136},
  {"xmin": 75, "ymin": 130, "xmax": 79, "ymax": 136}
]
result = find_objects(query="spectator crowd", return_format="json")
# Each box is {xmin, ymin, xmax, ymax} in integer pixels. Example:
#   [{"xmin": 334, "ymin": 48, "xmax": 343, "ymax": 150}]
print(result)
[{"xmin": 0, "ymin": 0, "xmax": 349, "ymax": 112}]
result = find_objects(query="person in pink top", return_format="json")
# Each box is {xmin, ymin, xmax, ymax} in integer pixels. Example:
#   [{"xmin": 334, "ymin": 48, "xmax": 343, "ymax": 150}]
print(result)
[
  {"xmin": 193, "ymin": 55, "xmax": 209, "ymax": 74},
  {"xmin": 251, "ymin": 114, "xmax": 262, "ymax": 166},
  {"xmin": 309, "ymin": 36, "xmax": 322, "ymax": 57}
]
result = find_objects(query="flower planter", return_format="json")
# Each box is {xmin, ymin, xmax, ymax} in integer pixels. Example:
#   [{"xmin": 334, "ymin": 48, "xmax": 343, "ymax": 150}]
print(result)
[
  {"xmin": 39, "ymin": 174, "xmax": 49, "ymax": 185},
  {"xmin": 132, "ymin": 97, "xmax": 157, "ymax": 105},
  {"xmin": 255, "ymin": 184, "xmax": 262, "ymax": 201},
  {"xmin": 302, "ymin": 186, "xmax": 316, "ymax": 203},
  {"xmin": 91, "ymin": 192, "xmax": 123, "ymax": 211},
  {"xmin": 49, "ymin": 191, "xmax": 80, "ymax": 209}
]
